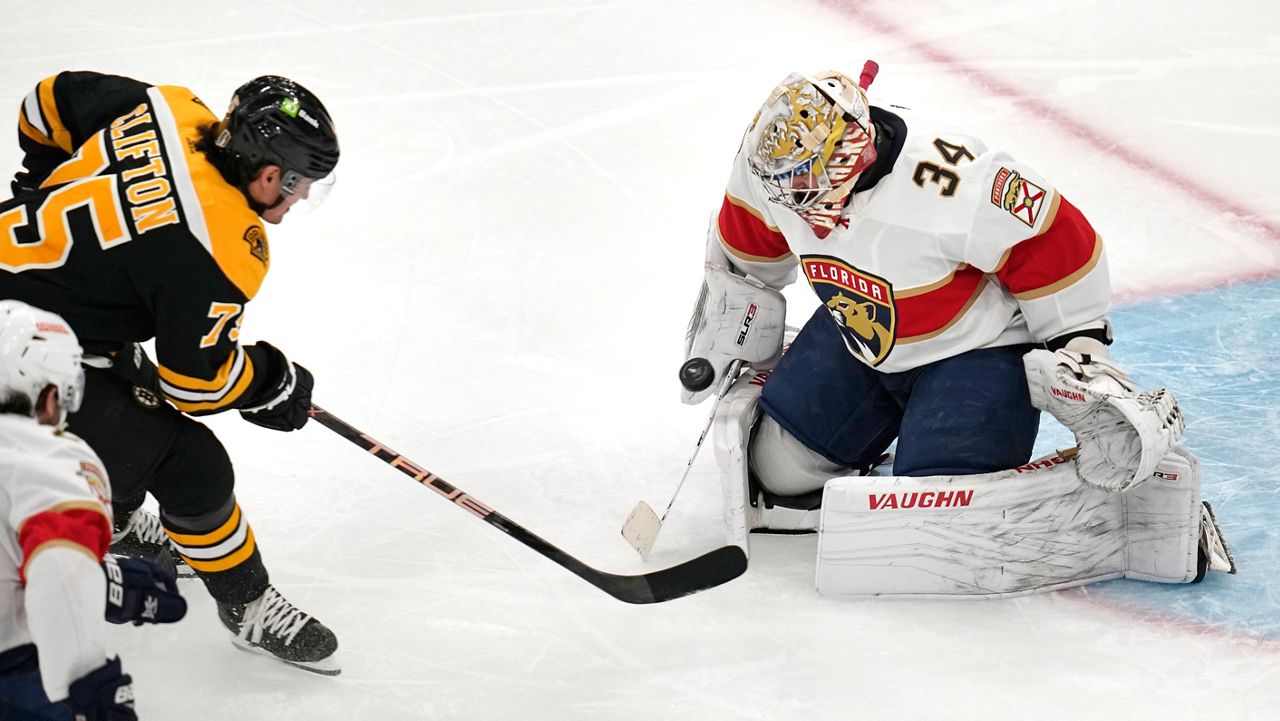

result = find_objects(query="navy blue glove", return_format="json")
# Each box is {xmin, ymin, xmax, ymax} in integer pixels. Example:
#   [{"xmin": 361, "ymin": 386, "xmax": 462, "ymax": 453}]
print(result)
[
  {"xmin": 103, "ymin": 554, "xmax": 187, "ymax": 626},
  {"xmin": 239, "ymin": 343, "xmax": 314, "ymax": 432},
  {"xmin": 67, "ymin": 657, "xmax": 136, "ymax": 721}
]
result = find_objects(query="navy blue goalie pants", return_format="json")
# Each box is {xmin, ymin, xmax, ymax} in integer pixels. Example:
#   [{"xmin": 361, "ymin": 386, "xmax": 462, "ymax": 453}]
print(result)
[{"xmin": 758, "ymin": 307, "xmax": 1042, "ymax": 477}]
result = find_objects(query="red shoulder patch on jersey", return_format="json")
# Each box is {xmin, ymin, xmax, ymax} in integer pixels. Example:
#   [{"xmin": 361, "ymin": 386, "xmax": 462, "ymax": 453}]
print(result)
[{"xmin": 991, "ymin": 167, "xmax": 1048, "ymax": 227}]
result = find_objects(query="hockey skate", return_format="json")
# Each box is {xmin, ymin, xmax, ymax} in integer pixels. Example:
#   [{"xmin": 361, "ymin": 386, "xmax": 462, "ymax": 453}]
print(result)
[
  {"xmin": 217, "ymin": 586, "xmax": 340, "ymax": 676},
  {"xmin": 111, "ymin": 508, "xmax": 194, "ymax": 578},
  {"xmin": 1194, "ymin": 501, "xmax": 1238, "ymax": 582}
]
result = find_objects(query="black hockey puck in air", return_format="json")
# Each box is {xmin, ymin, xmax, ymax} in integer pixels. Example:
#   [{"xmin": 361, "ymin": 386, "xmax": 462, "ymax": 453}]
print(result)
[{"xmin": 679, "ymin": 357, "xmax": 715, "ymax": 392}]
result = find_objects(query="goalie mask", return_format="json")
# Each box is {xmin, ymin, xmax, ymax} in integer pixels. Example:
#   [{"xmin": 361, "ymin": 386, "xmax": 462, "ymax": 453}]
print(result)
[{"xmin": 745, "ymin": 71, "xmax": 877, "ymax": 238}]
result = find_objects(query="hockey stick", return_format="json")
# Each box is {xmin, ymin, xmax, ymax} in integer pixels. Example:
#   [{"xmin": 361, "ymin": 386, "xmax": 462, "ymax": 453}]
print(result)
[
  {"xmin": 307, "ymin": 405, "xmax": 747, "ymax": 604},
  {"xmin": 620, "ymin": 359, "xmax": 743, "ymax": 557}
]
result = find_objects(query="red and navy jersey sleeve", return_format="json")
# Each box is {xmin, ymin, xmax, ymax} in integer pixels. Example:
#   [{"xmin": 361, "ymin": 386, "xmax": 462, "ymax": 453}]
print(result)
[{"xmin": 14, "ymin": 71, "xmax": 152, "ymax": 193}]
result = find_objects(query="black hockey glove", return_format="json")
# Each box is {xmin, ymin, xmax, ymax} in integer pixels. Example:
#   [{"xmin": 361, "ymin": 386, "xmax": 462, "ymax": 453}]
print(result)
[
  {"xmin": 67, "ymin": 657, "xmax": 137, "ymax": 721},
  {"xmin": 103, "ymin": 554, "xmax": 187, "ymax": 626},
  {"xmin": 239, "ymin": 344, "xmax": 314, "ymax": 432}
]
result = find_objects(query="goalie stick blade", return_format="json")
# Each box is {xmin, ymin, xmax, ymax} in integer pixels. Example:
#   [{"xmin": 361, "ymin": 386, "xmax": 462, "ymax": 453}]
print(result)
[
  {"xmin": 592, "ymin": 544, "xmax": 748, "ymax": 604},
  {"xmin": 620, "ymin": 501, "xmax": 662, "ymax": 558}
]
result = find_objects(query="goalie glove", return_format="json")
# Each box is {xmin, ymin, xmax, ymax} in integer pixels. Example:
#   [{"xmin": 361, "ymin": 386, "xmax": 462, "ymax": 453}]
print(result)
[
  {"xmin": 1024, "ymin": 347, "xmax": 1185, "ymax": 492},
  {"xmin": 682, "ymin": 266, "xmax": 785, "ymax": 404}
]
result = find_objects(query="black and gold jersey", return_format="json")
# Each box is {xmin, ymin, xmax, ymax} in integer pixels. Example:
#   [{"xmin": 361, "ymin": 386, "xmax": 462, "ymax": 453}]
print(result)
[{"xmin": 0, "ymin": 71, "xmax": 285, "ymax": 415}]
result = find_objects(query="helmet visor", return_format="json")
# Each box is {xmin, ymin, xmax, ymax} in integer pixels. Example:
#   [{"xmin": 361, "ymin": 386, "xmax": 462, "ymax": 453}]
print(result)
[
  {"xmin": 281, "ymin": 169, "xmax": 336, "ymax": 210},
  {"xmin": 63, "ymin": 368, "xmax": 85, "ymax": 414}
]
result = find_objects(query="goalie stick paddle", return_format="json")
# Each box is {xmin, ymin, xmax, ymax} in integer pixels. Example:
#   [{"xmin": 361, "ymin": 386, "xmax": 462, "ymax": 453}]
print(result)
[
  {"xmin": 308, "ymin": 405, "xmax": 747, "ymax": 604},
  {"xmin": 621, "ymin": 359, "xmax": 743, "ymax": 558}
]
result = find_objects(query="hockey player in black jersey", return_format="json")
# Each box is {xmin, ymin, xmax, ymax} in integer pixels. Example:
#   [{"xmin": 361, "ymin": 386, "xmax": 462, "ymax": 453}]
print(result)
[{"xmin": 0, "ymin": 72, "xmax": 341, "ymax": 674}]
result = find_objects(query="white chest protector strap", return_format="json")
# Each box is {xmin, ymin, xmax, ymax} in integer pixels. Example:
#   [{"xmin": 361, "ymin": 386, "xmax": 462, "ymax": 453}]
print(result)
[{"xmin": 816, "ymin": 446, "xmax": 1215, "ymax": 598}]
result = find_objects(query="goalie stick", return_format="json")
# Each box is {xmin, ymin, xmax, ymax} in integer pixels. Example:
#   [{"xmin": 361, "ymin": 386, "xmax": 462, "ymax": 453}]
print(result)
[
  {"xmin": 620, "ymin": 359, "xmax": 744, "ymax": 557},
  {"xmin": 308, "ymin": 405, "xmax": 747, "ymax": 604}
]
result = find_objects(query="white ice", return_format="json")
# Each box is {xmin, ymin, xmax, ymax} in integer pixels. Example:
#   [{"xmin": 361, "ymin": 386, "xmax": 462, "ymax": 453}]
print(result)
[{"xmin": 3, "ymin": 1, "xmax": 1278, "ymax": 718}]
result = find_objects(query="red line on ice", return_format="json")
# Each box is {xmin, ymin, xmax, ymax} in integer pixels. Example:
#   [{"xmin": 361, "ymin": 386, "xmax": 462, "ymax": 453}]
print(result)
[{"xmin": 818, "ymin": 1, "xmax": 1280, "ymax": 299}]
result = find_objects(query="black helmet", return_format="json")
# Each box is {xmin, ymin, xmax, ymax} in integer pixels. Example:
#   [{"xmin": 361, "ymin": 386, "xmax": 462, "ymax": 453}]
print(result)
[{"xmin": 211, "ymin": 75, "xmax": 339, "ymax": 194}]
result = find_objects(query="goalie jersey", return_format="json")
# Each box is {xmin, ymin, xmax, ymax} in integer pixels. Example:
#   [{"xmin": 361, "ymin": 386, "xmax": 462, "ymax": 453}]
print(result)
[
  {"xmin": 0, "ymin": 71, "xmax": 285, "ymax": 415},
  {"xmin": 714, "ymin": 106, "xmax": 1111, "ymax": 373}
]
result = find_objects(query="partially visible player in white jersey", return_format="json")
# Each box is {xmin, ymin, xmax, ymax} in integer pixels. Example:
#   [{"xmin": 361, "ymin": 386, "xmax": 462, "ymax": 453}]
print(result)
[
  {"xmin": 0, "ymin": 300, "xmax": 185, "ymax": 720},
  {"xmin": 681, "ymin": 64, "xmax": 1235, "ymax": 597}
]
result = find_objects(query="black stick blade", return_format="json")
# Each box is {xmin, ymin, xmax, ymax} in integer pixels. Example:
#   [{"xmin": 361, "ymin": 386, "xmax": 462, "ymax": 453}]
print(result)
[
  {"xmin": 310, "ymin": 404, "xmax": 748, "ymax": 604},
  {"xmin": 597, "ymin": 545, "xmax": 748, "ymax": 604}
]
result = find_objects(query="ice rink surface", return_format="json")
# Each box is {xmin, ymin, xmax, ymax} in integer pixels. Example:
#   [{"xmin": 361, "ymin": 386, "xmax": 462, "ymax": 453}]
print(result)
[{"xmin": 3, "ymin": 0, "xmax": 1278, "ymax": 718}]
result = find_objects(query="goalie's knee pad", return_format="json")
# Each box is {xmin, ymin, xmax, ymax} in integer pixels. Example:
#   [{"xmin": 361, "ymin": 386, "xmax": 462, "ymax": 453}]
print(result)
[
  {"xmin": 815, "ymin": 446, "xmax": 1229, "ymax": 598},
  {"xmin": 749, "ymin": 414, "xmax": 846, "ymax": 497}
]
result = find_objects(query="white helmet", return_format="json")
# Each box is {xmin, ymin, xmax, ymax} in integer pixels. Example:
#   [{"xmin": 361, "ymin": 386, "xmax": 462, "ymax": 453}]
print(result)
[{"xmin": 0, "ymin": 300, "xmax": 85, "ymax": 419}]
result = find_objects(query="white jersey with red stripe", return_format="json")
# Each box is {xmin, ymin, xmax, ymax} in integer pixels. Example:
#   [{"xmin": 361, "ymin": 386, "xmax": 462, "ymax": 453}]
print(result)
[
  {"xmin": 0, "ymin": 413, "xmax": 113, "ymax": 695},
  {"xmin": 712, "ymin": 105, "xmax": 1111, "ymax": 373}
]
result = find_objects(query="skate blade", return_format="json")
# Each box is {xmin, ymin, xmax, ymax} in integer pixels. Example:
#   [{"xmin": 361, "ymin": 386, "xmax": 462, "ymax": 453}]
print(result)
[
  {"xmin": 1199, "ymin": 501, "xmax": 1238, "ymax": 575},
  {"xmin": 230, "ymin": 636, "xmax": 342, "ymax": 676}
]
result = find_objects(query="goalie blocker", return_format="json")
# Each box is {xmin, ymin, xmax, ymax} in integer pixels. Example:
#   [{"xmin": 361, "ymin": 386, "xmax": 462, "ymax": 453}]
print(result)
[
  {"xmin": 681, "ymin": 235, "xmax": 787, "ymax": 406},
  {"xmin": 712, "ymin": 369, "xmax": 1237, "ymax": 597}
]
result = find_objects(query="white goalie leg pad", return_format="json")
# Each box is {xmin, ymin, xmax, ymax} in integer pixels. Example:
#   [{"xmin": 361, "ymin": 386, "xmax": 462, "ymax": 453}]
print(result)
[
  {"xmin": 712, "ymin": 371, "xmax": 824, "ymax": 555},
  {"xmin": 1122, "ymin": 446, "xmax": 1202, "ymax": 583},
  {"xmin": 815, "ymin": 447, "xmax": 1208, "ymax": 598},
  {"xmin": 1023, "ymin": 348, "xmax": 1185, "ymax": 492},
  {"xmin": 682, "ymin": 266, "xmax": 786, "ymax": 405},
  {"xmin": 713, "ymin": 371, "xmax": 764, "ymax": 553}
]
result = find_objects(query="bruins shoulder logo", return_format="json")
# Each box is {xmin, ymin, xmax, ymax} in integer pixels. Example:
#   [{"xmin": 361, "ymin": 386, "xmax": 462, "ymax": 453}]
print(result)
[
  {"xmin": 802, "ymin": 255, "xmax": 896, "ymax": 366},
  {"xmin": 243, "ymin": 225, "xmax": 268, "ymax": 264}
]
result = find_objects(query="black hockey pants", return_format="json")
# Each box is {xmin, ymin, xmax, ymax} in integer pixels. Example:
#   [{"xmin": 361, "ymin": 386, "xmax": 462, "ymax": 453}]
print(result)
[{"xmin": 68, "ymin": 367, "xmax": 269, "ymax": 604}]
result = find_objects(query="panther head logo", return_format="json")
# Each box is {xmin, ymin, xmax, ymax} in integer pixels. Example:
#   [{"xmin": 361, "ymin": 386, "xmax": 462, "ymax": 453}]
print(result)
[{"xmin": 826, "ymin": 292, "xmax": 893, "ymax": 363}]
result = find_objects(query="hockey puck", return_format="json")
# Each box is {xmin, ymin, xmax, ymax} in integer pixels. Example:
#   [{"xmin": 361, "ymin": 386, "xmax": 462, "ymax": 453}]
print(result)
[{"xmin": 679, "ymin": 357, "xmax": 715, "ymax": 392}]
